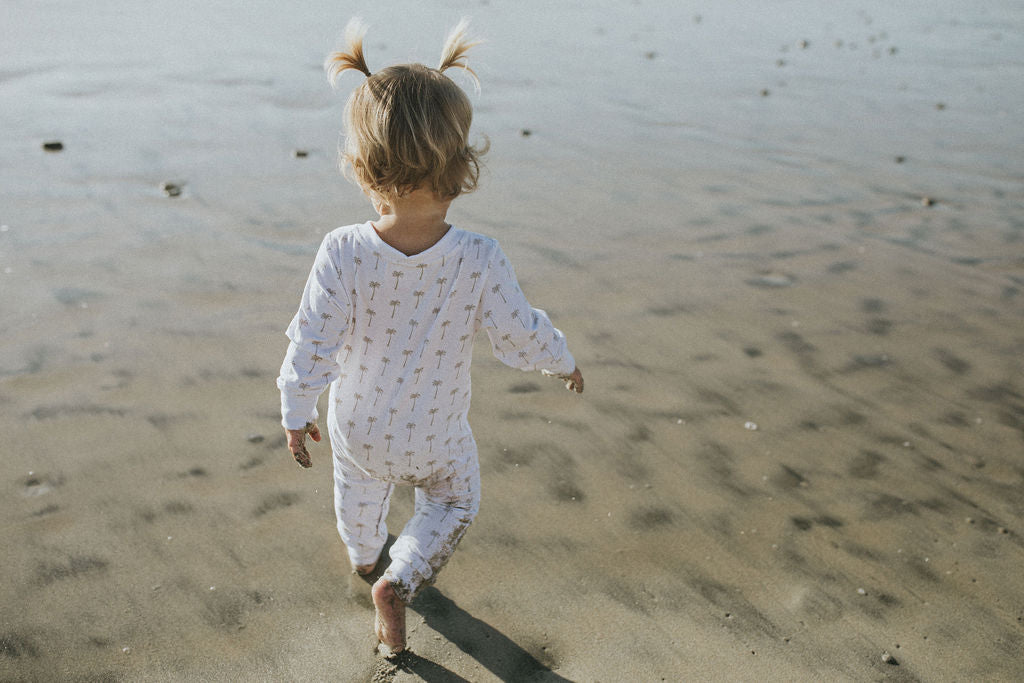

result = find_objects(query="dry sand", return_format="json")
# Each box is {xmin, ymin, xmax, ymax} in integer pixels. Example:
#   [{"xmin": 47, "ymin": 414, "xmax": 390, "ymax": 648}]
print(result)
[{"xmin": 2, "ymin": 1, "xmax": 1023, "ymax": 681}]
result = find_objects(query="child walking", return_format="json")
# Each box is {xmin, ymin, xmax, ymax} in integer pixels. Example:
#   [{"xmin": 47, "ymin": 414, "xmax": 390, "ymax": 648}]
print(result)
[{"xmin": 276, "ymin": 19, "xmax": 583, "ymax": 654}]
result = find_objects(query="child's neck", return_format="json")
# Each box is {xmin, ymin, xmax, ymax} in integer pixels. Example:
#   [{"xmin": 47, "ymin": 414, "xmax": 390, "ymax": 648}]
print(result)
[{"xmin": 372, "ymin": 189, "xmax": 453, "ymax": 256}]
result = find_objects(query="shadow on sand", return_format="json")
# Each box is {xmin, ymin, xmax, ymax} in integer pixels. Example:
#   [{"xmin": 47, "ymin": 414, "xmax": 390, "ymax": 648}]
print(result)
[{"xmin": 369, "ymin": 586, "xmax": 572, "ymax": 682}]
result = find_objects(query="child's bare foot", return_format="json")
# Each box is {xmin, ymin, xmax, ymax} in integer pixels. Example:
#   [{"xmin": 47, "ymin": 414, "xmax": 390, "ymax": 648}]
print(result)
[{"xmin": 372, "ymin": 578, "xmax": 406, "ymax": 654}]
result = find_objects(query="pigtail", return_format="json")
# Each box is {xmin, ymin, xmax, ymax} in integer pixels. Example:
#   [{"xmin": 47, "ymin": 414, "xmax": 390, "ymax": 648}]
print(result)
[
  {"xmin": 438, "ymin": 18, "xmax": 481, "ymax": 91},
  {"xmin": 325, "ymin": 18, "xmax": 372, "ymax": 86}
]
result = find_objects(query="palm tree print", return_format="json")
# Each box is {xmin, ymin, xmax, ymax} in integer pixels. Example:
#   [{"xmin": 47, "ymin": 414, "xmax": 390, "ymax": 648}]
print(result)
[
  {"xmin": 373, "ymin": 386, "xmax": 384, "ymax": 405},
  {"xmin": 428, "ymin": 407, "xmax": 439, "ymax": 425},
  {"xmin": 470, "ymin": 271, "xmax": 482, "ymax": 292},
  {"xmin": 408, "ymin": 319, "xmax": 419, "ymax": 339},
  {"xmin": 512, "ymin": 309, "xmax": 527, "ymax": 328},
  {"xmin": 432, "ymin": 378, "xmax": 443, "ymax": 398},
  {"xmin": 440, "ymin": 320, "xmax": 451, "ymax": 340},
  {"xmin": 410, "ymin": 394, "xmax": 420, "ymax": 411},
  {"xmin": 464, "ymin": 304, "xmax": 476, "ymax": 324},
  {"xmin": 359, "ymin": 365, "xmax": 368, "ymax": 382},
  {"xmin": 501, "ymin": 333, "xmax": 515, "ymax": 348},
  {"xmin": 425, "ymin": 434, "xmax": 435, "ymax": 453},
  {"xmin": 449, "ymin": 388, "xmax": 460, "ymax": 406},
  {"xmin": 379, "ymin": 357, "xmax": 390, "ymax": 375},
  {"xmin": 320, "ymin": 312, "xmax": 332, "ymax": 332},
  {"xmin": 436, "ymin": 277, "xmax": 447, "ymax": 297},
  {"xmin": 459, "ymin": 334, "xmax": 470, "ymax": 352},
  {"xmin": 385, "ymin": 328, "xmax": 396, "ymax": 347},
  {"xmin": 367, "ymin": 416, "xmax": 377, "ymax": 434},
  {"xmin": 435, "ymin": 350, "xmax": 447, "ymax": 369},
  {"xmin": 413, "ymin": 367, "xmax": 423, "ymax": 384},
  {"xmin": 368, "ymin": 281, "xmax": 381, "ymax": 300},
  {"xmin": 352, "ymin": 393, "xmax": 363, "ymax": 410},
  {"xmin": 309, "ymin": 353, "xmax": 324, "ymax": 373},
  {"xmin": 393, "ymin": 270, "xmax": 404, "ymax": 289},
  {"xmin": 388, "ymin": 408, "xmax": 398, "ymax": 426},
  {"xmin": 454, "ymin": 361, "xmax": 464, "ymax": 379},
  {"xmin": 405, "ymin": 450, "xmax": 415, "ymax": 467},
  {"xmin": 365, "ymin": 308, "xmax": 377, "ymax": 326},
  {"xmin": 389, "ymin": 300, "xmax": 400, "ymax": 318},
  {"xmin": 413, "ymin": 290, "xmax": 425, "ymax": 308},
  {"xmin": 492, "ymin": 284, "xmax": 506, "ymax": 303},
  {"xmin": 346, "ymin": 420, "xmax": 356, "ymax": 437},
  {"xmin": 473, "ymin": 238, "xmax": 482, "ymax": 257},
  {"xmin": 416, "ymin": 263, "xmax": 428, "ymax": 280},
  {"xmin": 344, "ymin": 344, "xmax": 353, "ymax": 362},
  {"xmin": 384, "ymin": 433, "xmax": 394, "ymax": 452},
  {"xmin": 298, "ymin": 317, "xmax": 309, "ymax": 328},
  {"xmin": 373, "ymin": 252, "xmax": 382, "ymax": 269},
  {"xmin": 363, "ymin": 336, "xmax": 373, "ymax": 353},
  {"xmin": 362, "ymin": 443, "xmax": 373, "ymax": 461},
  {"xmin": 406, "ymin": 423, "xmax": 416, "ymax": 442},
  {"xmin": 402, "ymin": 349, "xmax": 414, "ymax": 367}
]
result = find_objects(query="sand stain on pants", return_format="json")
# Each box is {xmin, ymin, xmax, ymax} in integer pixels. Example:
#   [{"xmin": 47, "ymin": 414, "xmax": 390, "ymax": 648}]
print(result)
[{"xmin": 333, "ymin": 447, "xmax": 480, "ymax": 603}]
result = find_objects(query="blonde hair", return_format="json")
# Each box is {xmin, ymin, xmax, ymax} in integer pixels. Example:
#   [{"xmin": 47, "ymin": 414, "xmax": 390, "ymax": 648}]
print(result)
[{"xmin": 325, "ymin": 19, "xmax": 488, "ymax": 203}]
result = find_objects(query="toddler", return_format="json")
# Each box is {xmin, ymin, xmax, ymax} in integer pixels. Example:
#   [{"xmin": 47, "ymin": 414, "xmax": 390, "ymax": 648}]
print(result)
[{"xmin": 276, "ymin": 19, "xmax": 583, "ymax": 654}]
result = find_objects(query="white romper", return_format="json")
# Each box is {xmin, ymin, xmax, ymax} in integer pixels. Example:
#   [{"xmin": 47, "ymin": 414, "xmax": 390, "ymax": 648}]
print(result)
[{"xmin": 277, "ymin": 222, "xmax": 575, "ymax": 601}]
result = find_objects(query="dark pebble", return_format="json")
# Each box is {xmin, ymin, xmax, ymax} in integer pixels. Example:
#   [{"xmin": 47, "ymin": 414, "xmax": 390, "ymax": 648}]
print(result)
[
  {"xmin": 247, "ymin": 434, "xmax": 265, "ymax": 444},
  {"xmin": 519, "ymin": 129, "xmax": 532, "ymax": 137},
  {"xmin": 644, "ymin": 51, "xmax": 658, "ymax": 60},
  {"xmin": 760, "ymin": 89, "xmax": 770, "ymax": 97},
  {"xmin": 935, "ymin": 102, "xmax": 946, "ymax": 110},
  {"xmin": 921, "ymin": 196, "xmax": 935, "ymax": 207},
  {"xmin": 894, "ymin": 155, "xmax": 906, "ymax": 163},
  {"xmin": 161, "ymin": 182, "xmax": 182, "ymax": 198},
  {"xmin": 293, "ymin": 149, "xmax": 309, "ymax": 158},
  {"xmin": 43, "ymin": 141, "xmax": 63, "ymax": 152}
]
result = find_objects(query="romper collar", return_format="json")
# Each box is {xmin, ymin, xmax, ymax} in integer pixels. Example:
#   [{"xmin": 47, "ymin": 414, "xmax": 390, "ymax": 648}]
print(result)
[{"xmin": 358, "ymin": 221, "xmax": 464, "ymax": 267}]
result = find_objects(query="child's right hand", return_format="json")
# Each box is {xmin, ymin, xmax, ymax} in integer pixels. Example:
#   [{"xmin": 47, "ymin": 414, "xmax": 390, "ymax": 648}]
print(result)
[{"xmin": 286, "ymin": 421, "xmax": 321, "ymax": 468}]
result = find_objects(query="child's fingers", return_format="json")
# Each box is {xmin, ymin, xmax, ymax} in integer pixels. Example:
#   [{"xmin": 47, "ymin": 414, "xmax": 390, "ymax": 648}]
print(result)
[
  {"xmin": 292, "ymin": 444, "xmax": 313, "ymax": 468},
  {"xmin": 304, "ymin": 421, "xmax": 322, "ymax": 442}
]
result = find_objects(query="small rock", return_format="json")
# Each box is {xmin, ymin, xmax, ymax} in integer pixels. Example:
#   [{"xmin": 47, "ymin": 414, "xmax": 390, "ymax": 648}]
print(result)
[
  {"xmin": 293, "ymin": 149, "xmax": 309, "ymax": 158},
  {"xmin": 882, "ymin": 652, "xmax": 898, "ymax": 665},
  {"xmin": 43, "ymin": 141, "xmax": 64, "ymax": 152},
  {"xmin": 247, "ymin": 433, "xmax": 265, "ymax": 444},
  {"xmin": 744, "ymin": 421, "xmax": 758, "ymax": 431},
  {"xmin": 889, "ymin": 46, "xmax": 899, "ymax": 55},
  {"xmin": 935, "ymin": 102, "xmax": 946, "ymax": 111},
  {"xmin": 798, "ymin": 39, "xmax": 810, "ymax": 49},
  {"xmin": 776, "ymin": 59, "xmax": 786, "ymax": 67},
  {"xmin": 760, "ymin": 88, "xmax": 770, "ymax": 97},
  {"xmin": 122, "ymin": 647, "xmax": 131, "ymax": 654},
  {"xmin": 857, "ymin": 588, "xmax": 867, "ymax": 595},
  {"xmin": 894, "ymin": 155, "xmax": 906, "ymax": 163},
  {"xmin": 921, "ymin": 196, "xmax": 936, "ymax": 207},
  {"xmin": 161, "ymin": 182, "xmax": 183, "ymax": 198},
  {"xmin": 519, "ymin": 128, "xmax": 532, "ymax": 137},
  {"xmin": 644, "ymin": 51, "xmax": 658, "ymax": 60}
]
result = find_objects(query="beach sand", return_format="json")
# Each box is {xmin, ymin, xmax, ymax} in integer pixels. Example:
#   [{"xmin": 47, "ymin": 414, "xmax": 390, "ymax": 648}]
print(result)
[{"xmin": 2, "ymin": 1, "xmax": 1022, "ymax": 680}]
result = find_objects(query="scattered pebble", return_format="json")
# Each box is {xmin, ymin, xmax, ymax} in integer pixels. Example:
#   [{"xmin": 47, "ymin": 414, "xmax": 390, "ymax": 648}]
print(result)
[
  {"xmin": 776, "ymin": 59, "xmax": 786, "ymax": 67},
  {"xmin": 921, "ymin": 196, "xmax": 936, "ymax": 207},
  {"xmin": 161, "ymin": 182, "xmax": 183, "ymax": 198},
  {"xmin": 744, "ymin": 421, "xmax": 758, "ymax": 431},
  {"xmin": 519, "ymin": 129, "xmax": 532, "ymax": 137},
  {"xmin": 42, "ymin": 141, "xmax": 63, "ymax": 152},
  {"xmin": 693, "ymin": 14, "xmax": 702, "ymax": 24},
  {"xmin": 247, "ymin": 433, "xmax": 265, "ymax": 443},
  {"xmin": 760, "ymin": 88, "xmax": 770, "ymax": 97},
  {"xmin": 857, "ymin": 588, "xmax": 867, "ymax": 595},
  {"xmin": 882, "ymin": 652, "xmax": 898, "ymax": 665},
  {"xmin": 998, "ymin": 527, "xmax": 1008, "ymax": 534},
  {"xmin": 644, "ymin": 51, "xmax": 658, "ymax": 60},
  {"xmin": 293, "ymin": 149, "xmax": 309, "ymax": 158},
  {"xmin": 894, "ymin": 155, "xmax": 906, "ymax": 164},
  {"xmin": 935, "ymin": 102, "xmax": 946, "ymax": 111},
  {"xmin": 889, "ymin": 46, "xmax": 899, "ymax": 55},
  {"xmin": 798, "ymin": 39, "xmax": 810, "ymax": 49},
  {"xmin": 122, "ymin": 647, "xmax": 131, "ymax": 654}
]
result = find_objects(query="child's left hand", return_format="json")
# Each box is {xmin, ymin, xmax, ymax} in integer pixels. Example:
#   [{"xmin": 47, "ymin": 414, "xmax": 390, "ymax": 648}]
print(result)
[{"xmin": 286, "ymin": 421, "xmax": 321, "ymax": 468}]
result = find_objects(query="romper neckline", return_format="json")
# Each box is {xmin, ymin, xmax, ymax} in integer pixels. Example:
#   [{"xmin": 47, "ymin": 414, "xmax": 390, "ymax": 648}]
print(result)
[{"xmin": 358, "ymin": 221, "xmax": 464, "ymax": 266}]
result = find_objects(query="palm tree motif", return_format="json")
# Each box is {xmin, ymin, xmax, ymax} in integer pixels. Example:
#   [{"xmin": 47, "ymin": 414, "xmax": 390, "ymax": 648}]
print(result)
[
  {"xmin": 432, "ymin": 378, "xmax": 443, "ymax": 398},
  {"xmin": 428, "ymin": 407, "xmax": 439, "ymax": 425},
  {"xmin": 358, "ymin": 365, "xmax": 368, "ymax": 382},
  {"xmin": 344, "ymin": 344, "xmax": 354, "ymax": 362},
  {"xmin": 383, "ymin": 460, "xmax": 394, "ymax": 477},
  {"xmin": 491, "ymin": 283, "xmax": 507, "ymax": 303},
  {"xmin": 459, "ymin": 334, "xmax": 470, "ymax": 352},
  {"xmin": 362, "ymin": 443, "xmax": 373, "ymax": 461},
  {"xmin": 454, "ymin": 361, "xmax": 464, "ymax": 379},
  {"xmin": 357, "ymin": 501, "xmax": 370, "ymax": 518},
  {"xmin": 395, "ymin": 377, "xmax": 404, "ymax": 388},
  {"xmin": 435, "ymin": 350, "xmax": 447, "ymax": 369},
  {"xmin": 319, "ymin": 312, "xmax": 333, "ymax": 332},
  {"xmin": 365, "ymin": 308, "xmax": 376, "ymax": 326},
  {"xmin": 379, "ymin": 357, "xmax": 390, "ymax": 376},
  {"xmin": 449, "ymin": 388, "xmax": 460, "ymax": 406},
  {"xmin": 408, "ymin": 319, "xmax": 419, "ymax": 339},
  {"xmin": 325, "ymin": 286, "xmax": 337, "ymax": 297},
  {"xmin": 392, "ymin": 270, "xmax": 404, "ymax": 290},
  {"xmin": 402, "ymin": 349, "xmax": 414, "ymax": 368},
  {"xmin": 440, "ymin": 320, "xmax": 451, "ymax": 340},
  {"xmin": 367, "ymin": 416, "xmax": 377, "ymax": 434},
  {"xmin": 368, "ymin": 281, "xmax": 381, "ymax": 300},
  {"xmin": 425, "ymin": 434, "xmax": 435, "ymax": 453},
  {"xmin": 529, "ymin": 331, "xmax": 539, "ymax": 343},
  {"xmin": 416, "ymin": 263, "xmax": 428, "ymax": 280},
  {"xmin": 352, "ymin": 393, "xmax": 363, "ymax": 410},
  {"xmin": 309, "ymin": 353, "xmax": 324, "ymax": 373},
  {"xmin": 373, "ymin": 252, "xmax": 382, "ymax": 269},
  {"xmin": 518, "ymin": 350, "xmax": 529, "ymax": 365},
  {"xmin": 501, "ymin": 333, "xmax": 515, "ymax": 348},
  {"xmin": 473, "ymin": 238, "xmax": 482, "ymax": 257},
  {"xmin": 321, "ymin": 371, "xmax": 332, "ymax": 385},
  {"xmin": 512, "ymin": 309, "xmax": 527, "ymax": 328},
  {"xmin": 389, "ymin": 300, "xmax": 400, "ymax": 318},
  {"xmin": 363, "ymin": 336, "xmax": 373, "ymax": 353},
  {"xmin": 464, "ymin": 304, "xmax": 476, "ymax": 324},
  {"xmin": 346, "ymin": 420, "xmax": 356, "ymax": 437},
  {"xmin": 410, "ymin": 394, "xmax": 420, "ymax": 411},
  {"xmin": 384, "ymin": 433, "xmax": 394, "ymax": 452},
  {"xmin": 373, "ymin": 386, "xmax": 384, "ymax": 405},
  {"xmin": 405, "ymin": 450, "xmax": 415, "ymax": 468},
  {"xmin": 540, "ymin": 342, "xmax": 554, "ymax": 361},
  {"xmin": 298, "ymin": 317, "xmax": 310, "ymax": 328},
  {"xmin": 426, "ymin": 459, "xmax": 437, "ymax": 477},
  {"xmin": 297, "ymin": 382, "xmax": 310, "ymax": 395},
  {"xmin": 483, "ymin": 310, "xmax": 494, "ymax": 327},
  {"xmin": 385, "ymin": 328, "xmax": 396, "ymax": 347},
  {"xmin": 436, "ymin": 277, "xmax": 447, "ymax": 297},
  {"xmin": 413, "ymin": 367, "xmax": 424, "ymax": 384},
  {"xmin": 406, "ymin": 423, "xmax": 416, "ymax": 442},
  {"xmin": 432, "ymin": 306, "xmax": 442, "ymax": 317},
  {"xmin": 353, "ymin": 256, "xmax": 362, "ymax": 269},
  {"xmin": 413, "ymin": 290, "xmax": 425, "ymax": 308},
  {"xmin": 470, "ymin": 271, "xmax": 482, "ymax": 292},
  {"xmin": 388, "ymin": 408, "xmax": 399, "ymax": 426},
  {"xmin": 444, "ymin": 438, "xmax": 452, "ymax": 456}
]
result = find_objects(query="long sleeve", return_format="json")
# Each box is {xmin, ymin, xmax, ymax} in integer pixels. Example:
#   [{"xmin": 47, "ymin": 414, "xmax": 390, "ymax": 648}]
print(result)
[
  {"xmin": 277, "ymin": 235, "xmax": 352, "ymax": 430},
  {"xmin": 476, "ymin": 244, "xmax": 575, "ymax": 375}
]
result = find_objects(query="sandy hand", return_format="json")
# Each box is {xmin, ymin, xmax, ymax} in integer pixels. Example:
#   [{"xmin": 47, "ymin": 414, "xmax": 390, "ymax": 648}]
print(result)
[
  {"xmin": 556, "ymin": 366, "xmax": 584, "ymax": 394},
  {"xmin": 286, "ymin": 421, "xmax": 321, "ymax": 468}
]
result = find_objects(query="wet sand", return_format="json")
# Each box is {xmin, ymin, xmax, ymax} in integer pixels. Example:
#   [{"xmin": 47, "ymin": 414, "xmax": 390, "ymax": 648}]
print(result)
[{"xmin": 2, "ymin": 1, "xmax": 1023, "ymax": 681}]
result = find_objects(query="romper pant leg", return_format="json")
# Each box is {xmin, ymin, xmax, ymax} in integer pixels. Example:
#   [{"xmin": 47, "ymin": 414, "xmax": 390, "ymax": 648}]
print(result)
[
  {"xmin": 333, "ymin": 451, "xmax": 393, "ymax": 568},
  {"xmin": 383, "ymin": 458, "xmax": 480, "ymax": 603}
]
